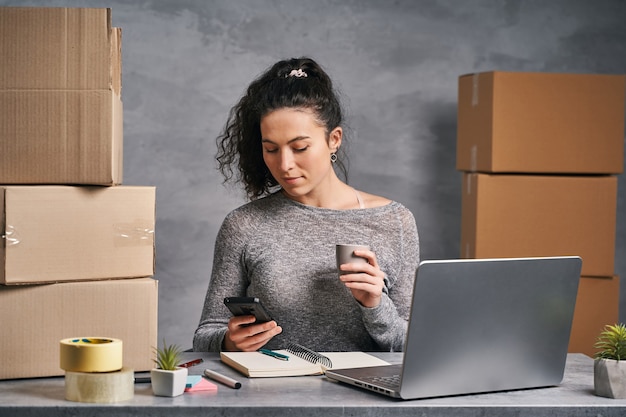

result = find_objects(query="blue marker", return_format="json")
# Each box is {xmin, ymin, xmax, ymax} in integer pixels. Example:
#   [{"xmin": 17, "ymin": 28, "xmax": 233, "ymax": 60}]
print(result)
[{"xmin": 259, "ymin": 349, "xmax": 289, "ymax": 361}]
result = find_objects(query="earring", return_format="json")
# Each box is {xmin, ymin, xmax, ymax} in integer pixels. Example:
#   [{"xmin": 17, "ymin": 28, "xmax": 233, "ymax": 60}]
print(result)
[{"xmin": 330, "ymin": 153, "xmax": 338, "ymax": 163}]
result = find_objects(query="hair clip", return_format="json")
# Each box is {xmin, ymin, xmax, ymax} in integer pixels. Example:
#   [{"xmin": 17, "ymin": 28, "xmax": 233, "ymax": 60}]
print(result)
[{"xmin": 287, "ymin": 69, "xmax": 308, "ymax": 78}]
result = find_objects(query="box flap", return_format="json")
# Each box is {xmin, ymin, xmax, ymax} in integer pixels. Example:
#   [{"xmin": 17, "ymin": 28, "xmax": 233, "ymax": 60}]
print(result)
[
  {"xmin": 0, "ymin": 90, "xmax": 122, "ymax": 184},
  {"xmin": 0, "ymin": 7, "xmax": 119, "ymax": 90}
]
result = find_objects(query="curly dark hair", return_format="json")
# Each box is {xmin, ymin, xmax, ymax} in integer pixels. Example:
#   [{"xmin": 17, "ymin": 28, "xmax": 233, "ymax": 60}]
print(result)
[{"xmin": 216, "ymin": 57, "xmax": 348, "ymax": 200}]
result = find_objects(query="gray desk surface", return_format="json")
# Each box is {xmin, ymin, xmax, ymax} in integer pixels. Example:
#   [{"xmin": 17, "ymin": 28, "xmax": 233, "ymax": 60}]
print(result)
[{"xmin": 1, "ymin": 352, "xmax": 625, "ymax": 417}]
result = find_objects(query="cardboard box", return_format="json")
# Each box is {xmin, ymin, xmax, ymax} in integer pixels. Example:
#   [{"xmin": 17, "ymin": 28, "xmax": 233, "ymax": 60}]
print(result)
[
  {"xmin": 461, "ymin": 173, "xmax": 617, "ymax": 276},
  {"xmin": 569, "ymin": 276, "xmax": 619, "ymax": 357},
  {"xmin": 0, "ymin": 90, "xmax": 123, "ymax": 185},
  {"xmin": 0, "ymin": 7, "xmax": 123, "ymax": 185},
  {"xmin": 0, "ymin": 7, "xmax": 121, "ymax": 92},
  {"xmin": 457, "ymin": 71, "xmax": 625, "ymax": 174},
  {"xmin": 0, "ymin": 186, "xmax": 155, "ymax": 284},
  {"xmin": 0, "ymin": 277, "xmax": 158, "ymax": 380}
]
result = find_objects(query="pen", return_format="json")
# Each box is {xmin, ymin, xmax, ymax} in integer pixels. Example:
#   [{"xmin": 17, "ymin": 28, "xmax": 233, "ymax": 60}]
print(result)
[
  {"xmin": 204, "ymin": 369, "xmax": 242, "ymax": 389},
  {"xmin": 259, "ymin": 348, "xmax": 289, "ymax": 361},
  {"xmin": 180, "ymin": 358, "xmax": 204, "ymax": 368}
]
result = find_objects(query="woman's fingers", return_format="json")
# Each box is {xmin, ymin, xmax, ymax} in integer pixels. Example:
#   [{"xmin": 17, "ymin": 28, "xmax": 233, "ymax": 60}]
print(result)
[{"xmin": 225, "ymin": 317, "xmax": 283, "ymax": 351}]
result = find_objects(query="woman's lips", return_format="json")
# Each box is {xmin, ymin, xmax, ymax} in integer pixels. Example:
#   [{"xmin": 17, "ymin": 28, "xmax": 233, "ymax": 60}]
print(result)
[{"xmin": 282, "ymin": 176, "xmax": 301, "ymax": 185}]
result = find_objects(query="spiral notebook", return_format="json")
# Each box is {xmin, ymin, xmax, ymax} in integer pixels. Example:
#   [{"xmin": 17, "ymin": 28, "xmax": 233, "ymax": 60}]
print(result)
[{"xmin": 220, "ymin": 343, "xmax": 389, "ymax": 378}]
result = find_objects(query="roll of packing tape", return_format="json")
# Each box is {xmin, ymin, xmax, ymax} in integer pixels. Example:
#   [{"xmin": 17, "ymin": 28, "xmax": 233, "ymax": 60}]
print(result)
[
  {"xmin": 59, "ymin": 337, "xmax": 123, "ymax": 373},
  {"xmin": 65, "ymin": 367, "xmax": 134, "ymax": 403}
]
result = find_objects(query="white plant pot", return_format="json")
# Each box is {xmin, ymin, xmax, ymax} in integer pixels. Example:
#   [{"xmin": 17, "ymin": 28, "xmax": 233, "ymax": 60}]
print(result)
[
  {"xmin": 150, "ymin": 367, "xmax": 188, "ymax": 397},
  {"xmin": 594, "ymin": 358, "xmax": 626, "ymax": 399}
]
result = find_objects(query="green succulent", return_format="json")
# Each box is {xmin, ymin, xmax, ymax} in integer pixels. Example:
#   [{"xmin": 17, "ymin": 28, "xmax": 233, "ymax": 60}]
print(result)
[
  {"xmin": 153, "ymin": 339, "xmax": 184, "ymax": 370},
  {"xmin": 594, "ymin": 323, "xmax": 626, "ymax": 361}
]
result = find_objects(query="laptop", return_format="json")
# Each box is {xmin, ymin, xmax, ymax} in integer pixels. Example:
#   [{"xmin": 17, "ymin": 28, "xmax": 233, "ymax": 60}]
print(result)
[{"xmin": 325, "ymin": 256, "xmax": 582, "ymax": 399}]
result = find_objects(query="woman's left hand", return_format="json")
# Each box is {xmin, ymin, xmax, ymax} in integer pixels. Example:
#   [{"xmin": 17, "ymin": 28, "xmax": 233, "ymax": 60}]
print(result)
[{"xmin": 338, "ymin": 249, "xmax": 385, "ymax": 308}]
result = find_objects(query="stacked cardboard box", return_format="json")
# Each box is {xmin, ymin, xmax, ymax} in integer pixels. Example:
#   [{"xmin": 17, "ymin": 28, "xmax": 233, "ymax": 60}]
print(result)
[
  {"xmin": 0, "ymin": 7, "xmax": 157, "ymax": 380},
  {"xmin": 0, "ymin": 7, "xmax": 122, "ymax": 185},
  {"xmin": 457, "ymin": 71, "xmax": 625, "ymax": 357}
]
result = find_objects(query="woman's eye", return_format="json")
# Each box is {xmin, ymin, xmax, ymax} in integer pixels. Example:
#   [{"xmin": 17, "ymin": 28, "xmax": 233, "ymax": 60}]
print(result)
[
  {"xmin": 294, "ymin": 146, "xmax": 309, "ymax": 152},
  {"xmin": 264, "ymin": 148, "xmax": 278, "ymax": 154}
]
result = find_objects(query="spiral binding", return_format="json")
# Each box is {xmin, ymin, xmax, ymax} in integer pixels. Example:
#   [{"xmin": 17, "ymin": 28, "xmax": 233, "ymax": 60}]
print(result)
[{"xmin": 285, "ymin": 343, "xmax": 333, "ymax": 368}]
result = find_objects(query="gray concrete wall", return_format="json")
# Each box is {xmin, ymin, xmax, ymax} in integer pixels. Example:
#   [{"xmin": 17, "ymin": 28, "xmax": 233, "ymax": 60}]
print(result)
[{"xmin": 3, "ymin": 0, "xmax": 625, "ymax": 349}]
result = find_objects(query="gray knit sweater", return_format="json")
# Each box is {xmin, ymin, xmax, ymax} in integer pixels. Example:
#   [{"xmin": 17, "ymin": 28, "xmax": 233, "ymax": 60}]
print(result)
[{"xmin": 193, "ymin": 191, "xmax": 419, "ymax": 352}]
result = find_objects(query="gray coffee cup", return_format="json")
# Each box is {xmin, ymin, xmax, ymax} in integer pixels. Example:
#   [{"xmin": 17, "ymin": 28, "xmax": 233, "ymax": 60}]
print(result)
[{"xmin": 336, "ymin": 244, "xmax": 370, "ymax": 275}]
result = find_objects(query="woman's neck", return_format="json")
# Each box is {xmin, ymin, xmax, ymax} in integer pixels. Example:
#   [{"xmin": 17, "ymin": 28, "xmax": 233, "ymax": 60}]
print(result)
[{"xmin": 281, "ymin": 179, "xmax": 360, "ymax": 210}]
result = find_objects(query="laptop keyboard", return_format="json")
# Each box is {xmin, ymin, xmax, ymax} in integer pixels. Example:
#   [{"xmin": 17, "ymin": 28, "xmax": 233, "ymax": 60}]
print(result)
[{"xmin": 361, "ymin": 374, "xmax": 401, "ymax": 390}]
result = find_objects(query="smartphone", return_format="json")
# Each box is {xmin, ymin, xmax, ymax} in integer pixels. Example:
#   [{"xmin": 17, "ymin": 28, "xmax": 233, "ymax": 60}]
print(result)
[{"xmin": 223, "ymin": 297, "xmax": 273, "ymax": 324}]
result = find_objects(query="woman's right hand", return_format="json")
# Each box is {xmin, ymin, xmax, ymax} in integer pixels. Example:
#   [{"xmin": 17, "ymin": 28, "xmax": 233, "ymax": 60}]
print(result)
[{"xmin": 222, "ymin": 315, "xmax": 282, "ymax": 351}]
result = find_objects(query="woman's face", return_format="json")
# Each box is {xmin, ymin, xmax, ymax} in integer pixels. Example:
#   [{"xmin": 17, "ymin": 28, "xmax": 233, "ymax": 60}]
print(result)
[{"xmin": 260, "ymin": 107, "xmax": 341, "ymax": 203}]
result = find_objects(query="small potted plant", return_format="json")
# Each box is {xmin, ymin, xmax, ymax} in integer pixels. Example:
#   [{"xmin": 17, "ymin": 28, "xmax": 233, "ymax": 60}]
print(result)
[
  {"xmin": 594, "ymin": 323, "xmax": 626, "ymax": 399},
  {"xmin": 150, "ymin": 340, "xmax": 188, "ymax": 397}
]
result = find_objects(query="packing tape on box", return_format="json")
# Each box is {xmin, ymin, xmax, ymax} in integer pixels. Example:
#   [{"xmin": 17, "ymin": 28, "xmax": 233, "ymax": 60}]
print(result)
[
  {"xmin": 59, "ymin": 337, "xmax": 123, "ymax": 373},
  {"xmin": 65, "ymin": 367, "xmax": 134, "ymax": 403}
]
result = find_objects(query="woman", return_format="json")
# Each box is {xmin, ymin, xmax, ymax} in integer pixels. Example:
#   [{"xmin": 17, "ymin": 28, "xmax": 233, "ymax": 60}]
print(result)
[{"xmin": 193, "ymin": 57, "xmax": 419, "ymax": 353}]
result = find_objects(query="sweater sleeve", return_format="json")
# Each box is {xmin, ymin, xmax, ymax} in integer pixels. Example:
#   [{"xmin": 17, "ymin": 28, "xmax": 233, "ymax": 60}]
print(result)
[
  {"xmin": 192, "ymin": 209, "xmax": 252, "ymax": 352},
  {"xmin": 359, "ymin": 206, "xmax": 420, "ymax": 351}
]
